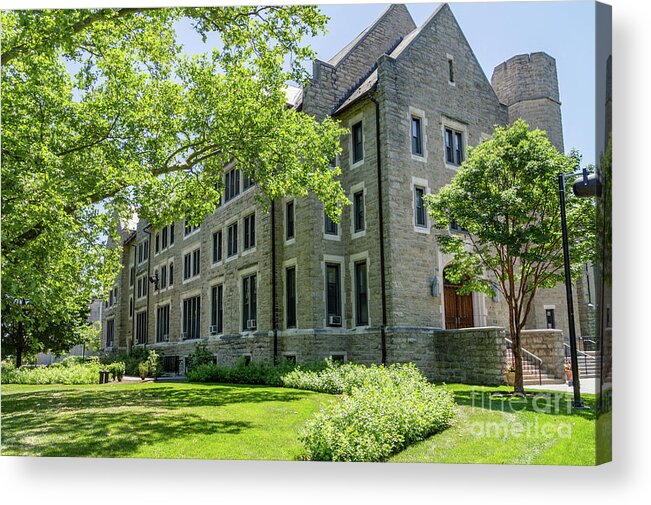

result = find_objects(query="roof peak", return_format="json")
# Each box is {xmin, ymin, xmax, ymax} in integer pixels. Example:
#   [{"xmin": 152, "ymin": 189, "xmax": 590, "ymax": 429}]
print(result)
[{"xmin": 328, "ymin": 4, "xmax": 415, "ymax": 67}]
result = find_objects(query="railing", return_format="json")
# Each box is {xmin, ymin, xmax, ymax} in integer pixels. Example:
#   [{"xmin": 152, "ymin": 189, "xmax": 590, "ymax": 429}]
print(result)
[
  {"xmin": 505, "ymin": 338, "xmax": 543, "ymax": 385},
  {"xmin": 564, "ymin": 343, "xmax": 596, "ymax": 375},
  {"xmin": 580, "ymin": 337, "xmax": 598, "ymax": 352}
]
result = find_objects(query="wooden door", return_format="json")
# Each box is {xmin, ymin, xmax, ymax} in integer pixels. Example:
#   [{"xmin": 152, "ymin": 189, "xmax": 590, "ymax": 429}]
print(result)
[{"xmin": 444, "ymin": 284, "xmax": 474, "ymax": 329}]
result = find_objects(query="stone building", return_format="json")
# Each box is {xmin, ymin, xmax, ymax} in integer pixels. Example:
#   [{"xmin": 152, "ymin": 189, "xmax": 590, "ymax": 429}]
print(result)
[{"xmin": 101, "ymin": 4, "xmax": 585, "ymax": 384}]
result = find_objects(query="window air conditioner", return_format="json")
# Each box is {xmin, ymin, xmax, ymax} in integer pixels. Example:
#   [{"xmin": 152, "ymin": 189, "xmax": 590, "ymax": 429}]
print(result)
[
  {"xmin": 328, "ymin": 315, "xmax": 342, "ymax": 326},
  {"xmin": 247, "ymin": 319, "xmax": 257, "ymax": 330},
  {"xmin": 209, "ymin": 325, "xmax": 218, "ymax": 334}
]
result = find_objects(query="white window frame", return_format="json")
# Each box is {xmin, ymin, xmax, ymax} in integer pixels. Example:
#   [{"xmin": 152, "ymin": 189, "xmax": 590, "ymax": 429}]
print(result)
[
  {"xmin": 349, "ymin": 113, "xmax": 364, "ymax": 169},
  {"xmin": 225, "ymin": 217, "xmax": 239, "ymax": 263},
  {"xmin": 412, "ymin": 176, "xmax": 431, "ymax": 234},
  {"xmin": 284, "ymin": 198, "xmax": 296, "ymax": 246},
  {"xmin": 283, "ymin": 257, "xmax": 298, "ymax": 330},
  {"xmin": 242, "ymin": 212, "xmax": 256, "ymax": 256},
  {"xmin": 350, "ymin": 181, "xmax": 367, "ymax": 240},
  {"xmin": 446, "ymin": 53, "xmax": 456, "ymax": 86},
  {"xmin": 409, "ymin": 106, "xmax": 428, "ymax": 162},
  {"xmin": 323, "ymin": 206, "xmax": 341, "ymax": 241},
  {"xmin": 179, "ymin": 289, "xmax": 202, "ymax": 341},
  {"xmin": 209, "ymin": 277, "xmax": 226, "ymax": 336},
  {"xmin": 182, "ymin": 246, "xmax": 201, "ymax": 284},
  {"xmin": 322, "ymin": 254, "xmax": 345, "ymax": 328},
  {"xmin": 349, "ymin": 251, "xmax": 371, "ymax": 328},
  {"xmin": 441, "ymin": 117, "xmax": 467, "ymax": 171},
  {"xmin": 211, "ymin": 228, "xmax": 223, "ymax": 267},
  {"xmin": 238, "ymin": 265, "xmax": 259, "ymax": 334}
]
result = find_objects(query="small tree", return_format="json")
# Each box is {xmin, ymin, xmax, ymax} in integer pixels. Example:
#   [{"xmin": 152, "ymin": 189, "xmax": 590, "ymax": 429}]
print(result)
[{"xmin": 426, "ymin": 120, "xmax": 594, "ymax": 393}]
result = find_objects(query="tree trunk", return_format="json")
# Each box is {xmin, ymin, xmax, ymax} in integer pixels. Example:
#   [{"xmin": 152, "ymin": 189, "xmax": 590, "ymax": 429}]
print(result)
[
  {"xmin": 509, "ymin": 303, "xmax": 525, "ymax": 394},
  {"xmin": 15, "ymin": 345, "xmax": 23, "ymax": 368}
]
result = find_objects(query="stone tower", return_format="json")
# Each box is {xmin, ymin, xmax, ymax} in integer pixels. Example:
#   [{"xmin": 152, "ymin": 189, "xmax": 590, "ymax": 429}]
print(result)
[{"xmin": 491, "ymin": 52, "xmax": 564, "ymax": 151}]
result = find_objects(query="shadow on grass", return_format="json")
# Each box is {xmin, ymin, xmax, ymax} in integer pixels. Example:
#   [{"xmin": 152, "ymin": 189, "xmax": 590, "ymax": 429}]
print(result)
[
  {"xmin": 1, "ymin": 384, "xmax": 318, "ymax": 458},
  {"xmin": 449, "ymin": 388, "xmax": 597, "ymax": 421}
]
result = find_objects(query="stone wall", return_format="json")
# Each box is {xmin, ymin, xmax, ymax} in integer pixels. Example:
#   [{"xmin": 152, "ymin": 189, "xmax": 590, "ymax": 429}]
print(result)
[
  {"xmin": 519, "ymin": 329, "xmax": 565, "ymax": 380},
  {"xmin": 429, "ymin": 327, "xmax": 507, "ymax": 386}
]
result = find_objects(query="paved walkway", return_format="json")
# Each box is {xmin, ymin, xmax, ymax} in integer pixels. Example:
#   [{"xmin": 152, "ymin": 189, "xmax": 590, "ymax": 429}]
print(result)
[{"xmin": 526, "ymin": 378, "xmax": 599, "ymax": 395}]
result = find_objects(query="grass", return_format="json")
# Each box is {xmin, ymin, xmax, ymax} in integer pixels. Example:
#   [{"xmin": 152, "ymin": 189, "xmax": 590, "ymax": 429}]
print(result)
[
  {"xmin": 1, "ymin": 382, "xmax": 598, "ymax": 464},
  {"xmin": 389, "ymin": 384, "xmax": 597, "ymax": 465},
  {"xmin": 1, "ymin": 382, "xmax": 334, "ymax": 460}
]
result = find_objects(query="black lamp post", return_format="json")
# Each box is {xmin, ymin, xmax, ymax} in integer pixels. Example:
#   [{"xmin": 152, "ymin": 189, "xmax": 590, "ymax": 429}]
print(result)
[{"xmin": 558, "ymin": 168, "xmax": 601, "ymax": 409}]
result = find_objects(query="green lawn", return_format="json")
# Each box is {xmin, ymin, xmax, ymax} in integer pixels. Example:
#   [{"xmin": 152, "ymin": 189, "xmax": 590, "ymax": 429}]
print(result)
[
  {"xmin": 1, "ymin": 382, "xmax": 334, "ymax": 460},
  {"xmin": 1, "ymin": 382, "xmax": 597, "ymax": 464},
  {"xmin": 390, "ymin": 384, "xmax": 597, "ymax": 465}
]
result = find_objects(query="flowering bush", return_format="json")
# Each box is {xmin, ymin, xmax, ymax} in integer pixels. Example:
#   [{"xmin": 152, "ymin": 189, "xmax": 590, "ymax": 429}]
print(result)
[{"xmin": 289, "ymin": 361, "xmax": 456, "ymax": 461}]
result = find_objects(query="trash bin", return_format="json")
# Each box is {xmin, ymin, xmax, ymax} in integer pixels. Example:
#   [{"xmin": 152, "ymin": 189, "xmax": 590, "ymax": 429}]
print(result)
[{"xmin": 99, "ymin": 370, "xmax": 110, "ymax": 384}]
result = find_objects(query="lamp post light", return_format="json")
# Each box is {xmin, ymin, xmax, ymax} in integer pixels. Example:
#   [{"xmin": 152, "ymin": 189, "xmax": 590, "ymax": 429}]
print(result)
[{"xmin": 558, "ymin": 168, "xmax": 601, "ymax": 409}]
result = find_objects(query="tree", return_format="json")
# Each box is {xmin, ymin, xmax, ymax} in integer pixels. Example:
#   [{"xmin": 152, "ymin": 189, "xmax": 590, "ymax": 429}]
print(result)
[
  {"xmin": 426, "ymin": 120, "xmax": 594, "ymax": 393},
  {"xmin": 1, "ymin": 7, "xmax": 349, "ymax": 364}
]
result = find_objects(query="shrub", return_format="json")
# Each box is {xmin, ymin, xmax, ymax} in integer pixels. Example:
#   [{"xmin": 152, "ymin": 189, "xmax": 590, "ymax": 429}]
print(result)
[
  {"xmin": 186, "ymin": 343, "xmax": 214, "ymax": 372},
  {"xmin": 102, "ymin": 348, "xmax": 148, "ymax": 376},
  {"xmin": 2, "ymin": 361, "xmax": 103, "ymax": 385},
  {"xmin": 293, "ymin": 362, "xmax": 456, "ymax": 462},
  {"xmin": 107, "ymin": 362, "xmax": 126, "ymax": 381},
  {"xmin": 186, "ymin": 357, "xmax": 327, "ymax": 386}
]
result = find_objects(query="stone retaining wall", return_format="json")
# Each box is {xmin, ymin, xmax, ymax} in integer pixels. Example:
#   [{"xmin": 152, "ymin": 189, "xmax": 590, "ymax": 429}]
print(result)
[
  {"xmin": 519, "ymin": 329, "xmax": 565, "ymax": 379},
  {"xmin": 151, "ymin": 326, "xmax": 508, "ymax": 386}
]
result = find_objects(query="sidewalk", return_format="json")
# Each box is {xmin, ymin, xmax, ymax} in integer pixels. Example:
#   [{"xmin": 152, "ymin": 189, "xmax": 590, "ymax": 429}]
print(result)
[{"xmin": 526, "ymin": 378, "xmax": 599, "ymax": 395}]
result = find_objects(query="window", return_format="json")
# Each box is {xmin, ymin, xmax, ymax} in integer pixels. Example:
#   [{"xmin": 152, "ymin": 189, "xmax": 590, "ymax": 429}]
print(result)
[
  {"xmin": 156, "ymin": 305, "xmax": 170, "ymax": 342},
  {"xmin": 182, "ymin": 296, "xmax": 201, "ymax": 340},
  {"xmin": 331, "ymin": 353, "xmax": 346, "ymax": 364},
  {"xmin": 224, "ymin": 168, "xmax": 241, "ymax": 202},
  {"xmin": 415, "ymin": 187, "xmax": 427, "ymax": 227},
  {"xmin": 244, "ymin": 213, "xmax": 256, "ymax": 250},
  {"xmin": 546, "ymin": 309, "xmax": 555, "ymax": 329},
  {"xmin": 169, "ymin": 261, "xmax": 174, "ymax": 287},
  {"xmin": 129, "ymin": 296, "xmax": 133, "ymax": 318},
  {"xmin": 153, "ymin": 269, "xmax": 159, "ymax": 292},
  {"xmin": 162, "ymin": 227, "xmax": 168, "ymax": 249},
  {"xmin": 227, "ymin": 223, "xmax": 238, "ymax": 257},
  {"xmin": 445, "ymin": 127, "xmax": 464, "ymax": 165},
  {"xmin": 211, "ymin": 285, "xmax": 223, "ymax": 334},
  {"xmin": 212, "ymin": 230, "xmax": 222, "ymax": 263},
  {"xmin": 353, "ymin": 191, "xmax": 365, "ymax": 233},
  {"xmin": 352, "ymin": 121, "xmax": 363, "ymax": 164},
  {"xmin": 184, "ymin": 219, "xmax": 199, "ymax": 236},
  {"xmin": 137, "ymin": 239, "xmax": 149, "ymax": 264},
  {"xmin": 106, "ymin": 319, "xmax": 114, "ymax": 347},
  {"xmin": 183, "ymin": 248, "xmax": 200, "ymax": 280},
  {"xmin": 243, "ymin": 172, "xmax": 255, "ymax": 191},
  {"xmin": 326, "ymin": 263, "xmax": 342, "ymax": 325},
  {"xmin": 242, "ymin": 274, "xmax": 257, "ymax": 331},
  {"xmin": 136, "ymin": 274, "xmax": 148, "ymax": 299},
  {"xmin": 130, "ymin": 266, "xmax": 135, "ymax": 287},
  {"xmin": 448, "ymin": 57, "xmax": 455, "ymax": 83},
  {"xmin": 286, "ymin": 201, "xmax": 295, "ymax": 240},
  {"xmin": 286, "ymin": 266, "xmax": 297, "ymax": 329},
  {"xmin": 283, "ymin": 354, "xmax": 297, "ymax": 365},
  {"xmin": 411, "ymin": 116, "xmax": 423, "ymax": 156},
  {"xmin": 136, "ymin": 311, "xmax": 148, "ymax": 345},
  {"xmin": 160, "ymin": 264, "xmax": 167, "ymax": 289},
  {"xmin": 325, "ymin": 212, "xmax": 338, "ymax": 236},
  {"xmin": 155, "ymin": 233, "xmax": 160, "ymax": 254},
  {"xmin": 109, "ymin": 289, "xmax": 113, "ymax": 307},
  {"xmin": 355, "ymin": 261, "xmax": 369, "ymax": 326},
  {"xmin": 170, "ymin": 223, "xmax": 175, "ymax": 245}
]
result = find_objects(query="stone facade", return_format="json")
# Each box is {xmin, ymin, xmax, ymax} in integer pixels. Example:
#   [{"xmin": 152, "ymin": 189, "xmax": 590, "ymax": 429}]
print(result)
[
  {"xmin": 101, "ymin": 3, "xmax": 583, "ymax": 385},
  {"xmin": 519, "ymin": 329, "xmax": 566, "ymax": 380}
]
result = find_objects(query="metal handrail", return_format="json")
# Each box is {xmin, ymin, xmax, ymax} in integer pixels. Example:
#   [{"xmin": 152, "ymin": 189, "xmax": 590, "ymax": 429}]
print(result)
[
  {"xmin": 564, "ymin": 343, "xmax": 596, "ymax": 375},
  {"xmin": 505, "ymin": 337, "xmax": 544, "ymax": 385}
]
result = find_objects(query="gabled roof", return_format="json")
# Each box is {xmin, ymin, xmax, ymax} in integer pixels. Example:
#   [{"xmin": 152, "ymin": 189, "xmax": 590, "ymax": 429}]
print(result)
[
  {"xmin": 333, "ymin": 4, "xmax": 454, "ymax": 115},
  {"xmin": 328, "ymin": 4, "xmax": 412, "ymax": 68}
]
